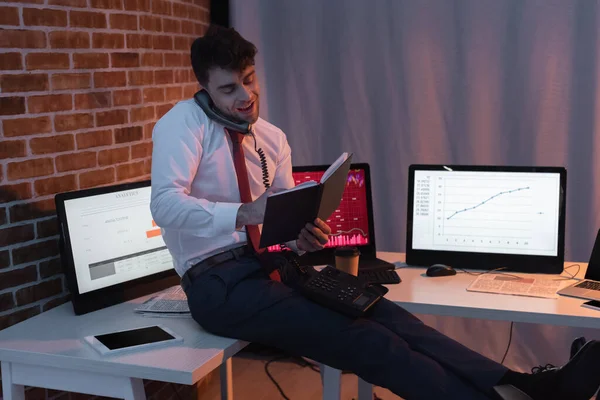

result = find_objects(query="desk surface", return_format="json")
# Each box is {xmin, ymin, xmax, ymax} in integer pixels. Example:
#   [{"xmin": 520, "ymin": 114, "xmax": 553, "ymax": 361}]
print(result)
[
  {"xmin": 378, "ymin": 252, "xmax": 600, "ymax": 329},
  {"xmin": 0, "ymin": 295, "xmax": 246, "ymax": 385}
]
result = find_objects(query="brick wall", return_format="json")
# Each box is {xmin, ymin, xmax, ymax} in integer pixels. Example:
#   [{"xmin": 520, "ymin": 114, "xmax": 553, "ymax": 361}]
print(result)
[{"xmin": 0, "ymin": 0, "xmax": 208, "ymax": 397}]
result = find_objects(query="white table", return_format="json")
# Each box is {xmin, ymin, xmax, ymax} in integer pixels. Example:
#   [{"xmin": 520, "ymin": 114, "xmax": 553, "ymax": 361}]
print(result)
[
  {"xmin": 322, "ymin": 251, "xmax": 600, "ymax": 399},
  {"xmin": 0, "ymin": 296, "xmax": 247, "ymax": 400}
]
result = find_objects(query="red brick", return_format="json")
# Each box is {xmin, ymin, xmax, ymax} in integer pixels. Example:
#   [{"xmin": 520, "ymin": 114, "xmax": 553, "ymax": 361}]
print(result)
[
  {"xmin": 52, "ymin": 73, "xmax": 91, "ymax": 90},
  {"xmin": 131, "ymin": 141, "xmax": 152, "ymax": 159},
  {"xmin": 70, "ymin": 11, "xmax": 107, "ymax": 29},
  {"xmin": 37, "ymin": 218, "xmax": 59, "ymax": 239},
  {"xmin": 0, "ymin": 292, "xmax": 15, "ymax": 313},
  {"xmin": 9, "ymin": 198, "xmax": 55, "ymax": 223},
  {"xmin": 128, "ymin": 70, "xmax": 153, "ymax": 86},
  {"xmin": 23, "ymin": 8, "xmax": 67, "ymax": 27},
  {"xmin": 96, "ymin": 109, "xmax": 128, "ymax": 126},
  {"xmin": 3, "ymin": 116, "xmax": 51, "ymax": 137},
  {"xmin": 124, "ymin": 0, "xmax": 149, "ymax": 11},
  {"xmin": 94, "ymin": 71, "xmax": 126, "ymax": 88},
  {"xmin": 16, "ymin": 277, "xmax": 62, "ymax": 306},
  {"xmin": 73, "ymin": 53, "xmax": 109, "ymax": 69},
  {"xmin": 111, "ymin": 52, "xmax": 139, "ymax": 68},
  {"xmin": 43, "ymin": 294, "xmax": 70, "ymax": 312},
  {"xmin": 0, "ymin": 207, "xmax": 6, "ymax": 225},
  {"xmin": 49, "ymin": 31, "xmax": 90, "ymax": 49},
  {"xmin": 0, "ymin": 251, "xmax": 9, "ymax": 269},
  {"xmin": 153, "ymin": 0, "xmax": 171, "ymax": 15},
  {"xmin": 50, "ymin": 0, "xmax": 87, "ymax": 7},
  {"xmin": 156, "ymin": 103, "xmax": 173, "ymax": 117},
  {"xmin": 153, "ymin": 35, "xmax": 172, "ymax": 50},
  {"xmin": 7, "ymin": 158, "xmax": 53, "ymax": 180},
  {"xmin": 0, "ymin": 52, "xmax": 22, "ymax": 70},
  {"xmin": 125, "ymin": 33, "xmax": 152, "ymax": 49},
  {"xmin": 0, "ymin": 305, "xmax": 40, "ymax": 331},
  {"xmin": 30, "ymin": 135, "xmax": 75, "ymax": 154},
  {"xmin": 181, "ymin": 21, "xmax": 195, "ymax": 35},
  {"xmin": 174, "ymin": 36, "xmax": 192, "ymax": 51},
  {"xmin": 76, "ymin": 129, "xmax": 112, "ymax": 149},
  {"xmin": 174, "ymin": 69, "xmax": 190, "ymax": 84},
  {"xmin": 34, "ymin": 175, "xmax": 77, "ymax": 196},
  {"xmin": 141, "ymin": 53, "xmax": 162, "ymax": 67},
  {"xmin": 39, "ymin": 257, "xmax": 62, "ymax": 278},
  {"xmin": 28, "ymin": 94, "xmax": 72, "ymax": 113},
  {"xmin": 0, "ymin": 73, "xmax": 48, "ymax": 93},
  {"xmin": 113, "ymin": 89, "xmax": 141, "ymax": 106},
  {"xmin": 0, "ymin": 97, "xmax": 25, "ymax": 116},
  {"xmin": 172, "ymin": 3, "xmax": 189, "ymax": 18},
  {"xmin": 0, "ymin": 265, "xmax": 37, "ymax": 291},
  {"xmin": 0, "ymin": 224, "xmax": 34, "ymax": 247},
  {"xmin": 0, "ymin": 139, "xmax": 27, "ymax": 160},
  {"xmin": 163, "ymin": 18, "xmax": 180, "ymax": 33},
  {"xmin": 110, "ymin": 13, "xmax": 137, "ymax": 30},
  {"xmin": 0, "ymin": 29, "xmax": 46, "ymax": 49},
  {"xmin": 75, "ymin": 92, "xmax": 111, "ymax": 110},
  {"xmin": 0, "ymin": 183, "xmax": 32, "ymax": 203},
  {"xmin": 56, "ymin": 152, "xmax": 96, "ymax": 172},
  {"xmin": 164, "ymin": 53, "xmax": 184, "ymax": 67},
  {"xmin": 143, "ymin": 122, "xmax": 155, "ymax": 139},
  {"xmin": 26, "ymin": 52, "xmax": 70, "ymax": 71},
  {"xmin": 165, "ymin": 86, "xmax": 183, "ymax": 102},
  {"xmin": 130, "ymin": 105, "xmax": 154, "ymax": 122},
  {"xmin": 0, "ymin": 7, "xmax": 20, "ymax": 26},
  {"xmin": 117, "ymin": 161, "xmax": 145, "ymax": 180},
  {"xmin": 154, "ymin": 70, "xmax": 173, "ymax": 84},
  {"xmin": 139, "ymin": 15, "xmax": 161, "ymax": 31},
  {"xmin": 91, "ymin": 0, "xmax": 123, "ymax": 9},
  {"xmin": 54, "ymin": 113, "xmax": 93, "ymax": 132},
  {"xmin": 183, "ymin": 83, "xmax": 199, "ymax": 98},
  {"xmin": 79, "ymin": 167, "xmax": 115, "ymax": 189},
  {"xmin": 143, "ymin": 87, "xmax": 164, "ymax": 103},
  {"xmin": 98, "ymin": 147, "xmax": 129, "ymax": 166},
  {"xmin": 92, "ymin": 33, "xmax": 124, "ymax": 49},
  {"xmin": 114, "ymin": 126, "xmax": 142, "ymax": 143},
  {"xmin": 143, "ymin": 158, "xmax": 151, "ymax": 174}
]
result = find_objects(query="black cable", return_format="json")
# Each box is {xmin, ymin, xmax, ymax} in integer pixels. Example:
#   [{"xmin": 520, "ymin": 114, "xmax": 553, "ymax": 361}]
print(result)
[
  {"xmin": 265, "ymin": 355, "xmax": 292, "ymax": 400},
  {"xmin": 500, "ymin": 321, "xmax": 514, "ymax": 365},
  {"xmin": 170, "ymin": 383, "xmax": 183, "ymax": 400},
  {"xmin": 250, "ymin": 132, "xmax": 270, "ymax": 189}
]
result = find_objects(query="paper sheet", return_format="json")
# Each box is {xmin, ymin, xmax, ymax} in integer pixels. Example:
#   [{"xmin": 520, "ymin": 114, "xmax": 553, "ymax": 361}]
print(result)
[{"xmin": 466, "ymin": 274, "xmax": 564, "ymax": 299}]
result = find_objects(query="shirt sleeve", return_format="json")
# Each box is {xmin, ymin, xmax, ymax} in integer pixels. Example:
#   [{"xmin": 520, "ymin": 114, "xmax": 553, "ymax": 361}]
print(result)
[{"xmin": 150, "ymin": 106, "xmax": 242, "ymax": 237}]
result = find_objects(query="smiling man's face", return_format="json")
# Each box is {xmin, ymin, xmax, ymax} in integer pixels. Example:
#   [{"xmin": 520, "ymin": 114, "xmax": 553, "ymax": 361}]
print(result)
[{"xmin": 205, "ymin": 65, "xmax": 260, "ymax": 124}]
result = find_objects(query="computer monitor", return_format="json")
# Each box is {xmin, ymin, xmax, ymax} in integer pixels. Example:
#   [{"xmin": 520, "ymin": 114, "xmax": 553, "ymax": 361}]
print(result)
[
  {"xmin": 268, "ymin": 163, "xmax": 392, "ymax": 270},
  {"xmin": 406, "ymin": 165, "xmax": 567, "ymax": 273},
  {"xmin": 55, "ymin": 180, "xmax": 178, "ymax": 315}
]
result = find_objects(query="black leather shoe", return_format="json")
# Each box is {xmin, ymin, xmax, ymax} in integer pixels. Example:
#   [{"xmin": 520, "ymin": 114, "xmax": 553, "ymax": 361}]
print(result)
[{"xmin": 526, "ymin": 340, "xmax": 600, "ymax": 400}]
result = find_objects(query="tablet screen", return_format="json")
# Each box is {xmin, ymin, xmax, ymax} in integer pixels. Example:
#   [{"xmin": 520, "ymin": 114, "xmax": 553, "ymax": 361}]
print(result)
[{"xmin": 95, "ymin": 326, "xmax": 175, "ymax": 350}]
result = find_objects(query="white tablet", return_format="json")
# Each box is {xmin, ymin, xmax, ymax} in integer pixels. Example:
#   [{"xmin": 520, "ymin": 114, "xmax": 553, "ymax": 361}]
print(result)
[{"xmin": 84, "ymin": 324, "xmax": 183, "ymax": 356}]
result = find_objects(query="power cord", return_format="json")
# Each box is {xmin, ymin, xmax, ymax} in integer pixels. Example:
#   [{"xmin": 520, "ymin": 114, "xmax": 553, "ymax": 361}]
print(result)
[
  {"xmin": 265, "ymin": 355, "xmax": 292, "ymax": 400},
  {"xmin": 500, "ymin": 321, "xmax": 514, "ymax": 365},
  {"xmin": 170, "ymin": 383, "xmax": 183, "ymax": 400}
]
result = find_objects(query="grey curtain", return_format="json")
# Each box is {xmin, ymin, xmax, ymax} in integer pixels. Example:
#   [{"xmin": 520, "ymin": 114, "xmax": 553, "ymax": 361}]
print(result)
[{"xmin": 232, "ymin": 0, "xmax": 600, "ymax": 376}]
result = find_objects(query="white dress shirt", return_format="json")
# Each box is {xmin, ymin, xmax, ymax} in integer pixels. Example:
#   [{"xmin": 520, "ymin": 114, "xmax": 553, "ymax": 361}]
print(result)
[{"xmin": 150, "ymin": 99, "xmax": 296, "ymax": 277}]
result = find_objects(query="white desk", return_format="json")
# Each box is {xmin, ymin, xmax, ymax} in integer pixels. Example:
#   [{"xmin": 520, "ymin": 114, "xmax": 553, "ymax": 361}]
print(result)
[
  {"xmin": 323, "ymin": 251, "xmax": 600, "ymax": 400},
  {"xmin": 0, "ymin": 297, "xmax": 247, "ymax": 400}
]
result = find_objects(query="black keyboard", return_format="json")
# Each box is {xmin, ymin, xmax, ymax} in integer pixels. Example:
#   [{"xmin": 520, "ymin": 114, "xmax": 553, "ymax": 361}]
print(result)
[
  {"xmin": 359, "ymin": 269, "xmax": 401, "ymax": 285},
  {"xmin": 575, "ymin": 280, "xmax": 600, "ymax": 291}
]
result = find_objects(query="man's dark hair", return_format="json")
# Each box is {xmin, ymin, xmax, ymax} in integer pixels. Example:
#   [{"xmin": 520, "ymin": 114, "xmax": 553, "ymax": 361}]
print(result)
[{"xmin": 191, "ymin": 25, "xmax": 257, "ymax": 87}]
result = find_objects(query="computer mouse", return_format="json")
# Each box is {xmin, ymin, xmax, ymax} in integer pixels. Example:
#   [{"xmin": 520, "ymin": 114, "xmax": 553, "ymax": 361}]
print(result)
[{"xmin": 426, "ymin": 264, "xmax": 456, "ymax": 277}]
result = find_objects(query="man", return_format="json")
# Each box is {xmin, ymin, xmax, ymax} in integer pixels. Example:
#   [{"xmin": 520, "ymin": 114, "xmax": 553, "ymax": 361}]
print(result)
[{"xmin": 150, "ymin": 25, "xmax": 600, "ymax": 400}]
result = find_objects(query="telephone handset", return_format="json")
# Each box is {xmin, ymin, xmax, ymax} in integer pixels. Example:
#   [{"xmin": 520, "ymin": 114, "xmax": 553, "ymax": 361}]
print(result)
[
  {"xmin": 193, "ymin": 90, "xmax": 270, "ymax": 189},
  {"xmin": 194, "ymin": 90, "xmax": 252, "ymax": 134}
]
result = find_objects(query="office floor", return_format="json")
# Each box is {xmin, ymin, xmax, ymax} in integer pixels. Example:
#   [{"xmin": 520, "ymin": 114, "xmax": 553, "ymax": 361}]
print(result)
[{"xmin": 196, "ymin": 346, "xmax": 400, "ymax": 400}]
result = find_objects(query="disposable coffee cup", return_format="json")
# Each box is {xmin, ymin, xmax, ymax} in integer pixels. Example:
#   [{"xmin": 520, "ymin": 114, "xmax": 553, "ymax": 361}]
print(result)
[{"xmin": 334, "ymin": 246, "xmax": 360, "ymax": 276}]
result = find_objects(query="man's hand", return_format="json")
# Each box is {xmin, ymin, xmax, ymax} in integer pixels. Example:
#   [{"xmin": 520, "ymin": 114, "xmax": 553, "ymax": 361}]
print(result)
[
  {"xmin": 236, "ymin": 186, "xmax": 286, "ymax": 228},
  {"xmin": 296, "ymin": 218, "xmax": 331, "ymax": 252}
]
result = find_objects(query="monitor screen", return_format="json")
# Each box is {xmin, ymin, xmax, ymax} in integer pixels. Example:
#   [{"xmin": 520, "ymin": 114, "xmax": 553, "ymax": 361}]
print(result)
[
  {"xmin": 63, "ymin": 186, "xmax": 173, "ymax": 294},
  {"xmin": 410, "ymin": 169, "xmax": 562, "ymax": 257},
  {"xmin": 267, "ymin": 167, "xmax": 371, "ymax": 252}
]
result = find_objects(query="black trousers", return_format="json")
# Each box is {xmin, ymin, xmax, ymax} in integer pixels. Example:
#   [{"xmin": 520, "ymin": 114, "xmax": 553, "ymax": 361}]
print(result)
[{"xmin": 182, "ymin": 255, "xmax": 507, "ymax": 400}]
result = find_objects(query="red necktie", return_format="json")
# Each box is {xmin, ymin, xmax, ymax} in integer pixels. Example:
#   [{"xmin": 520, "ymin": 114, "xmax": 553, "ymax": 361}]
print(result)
[{"xmin": 226, "ymin": 128, "xmax": 281, "ymax": 282}]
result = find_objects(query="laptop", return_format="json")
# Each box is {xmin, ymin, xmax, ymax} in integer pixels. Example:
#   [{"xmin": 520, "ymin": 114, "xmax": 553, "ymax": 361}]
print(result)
[
  {"xmin": 55, "ymin": 180, "xmax": 180, "ymax": 315},
  {"xmin": 558, "ymin": 229, "xmax": 600, "ymax": 300},
  {"xmin": 267, "ymin": 163, "xmax": 395, "ymax": 272}
]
